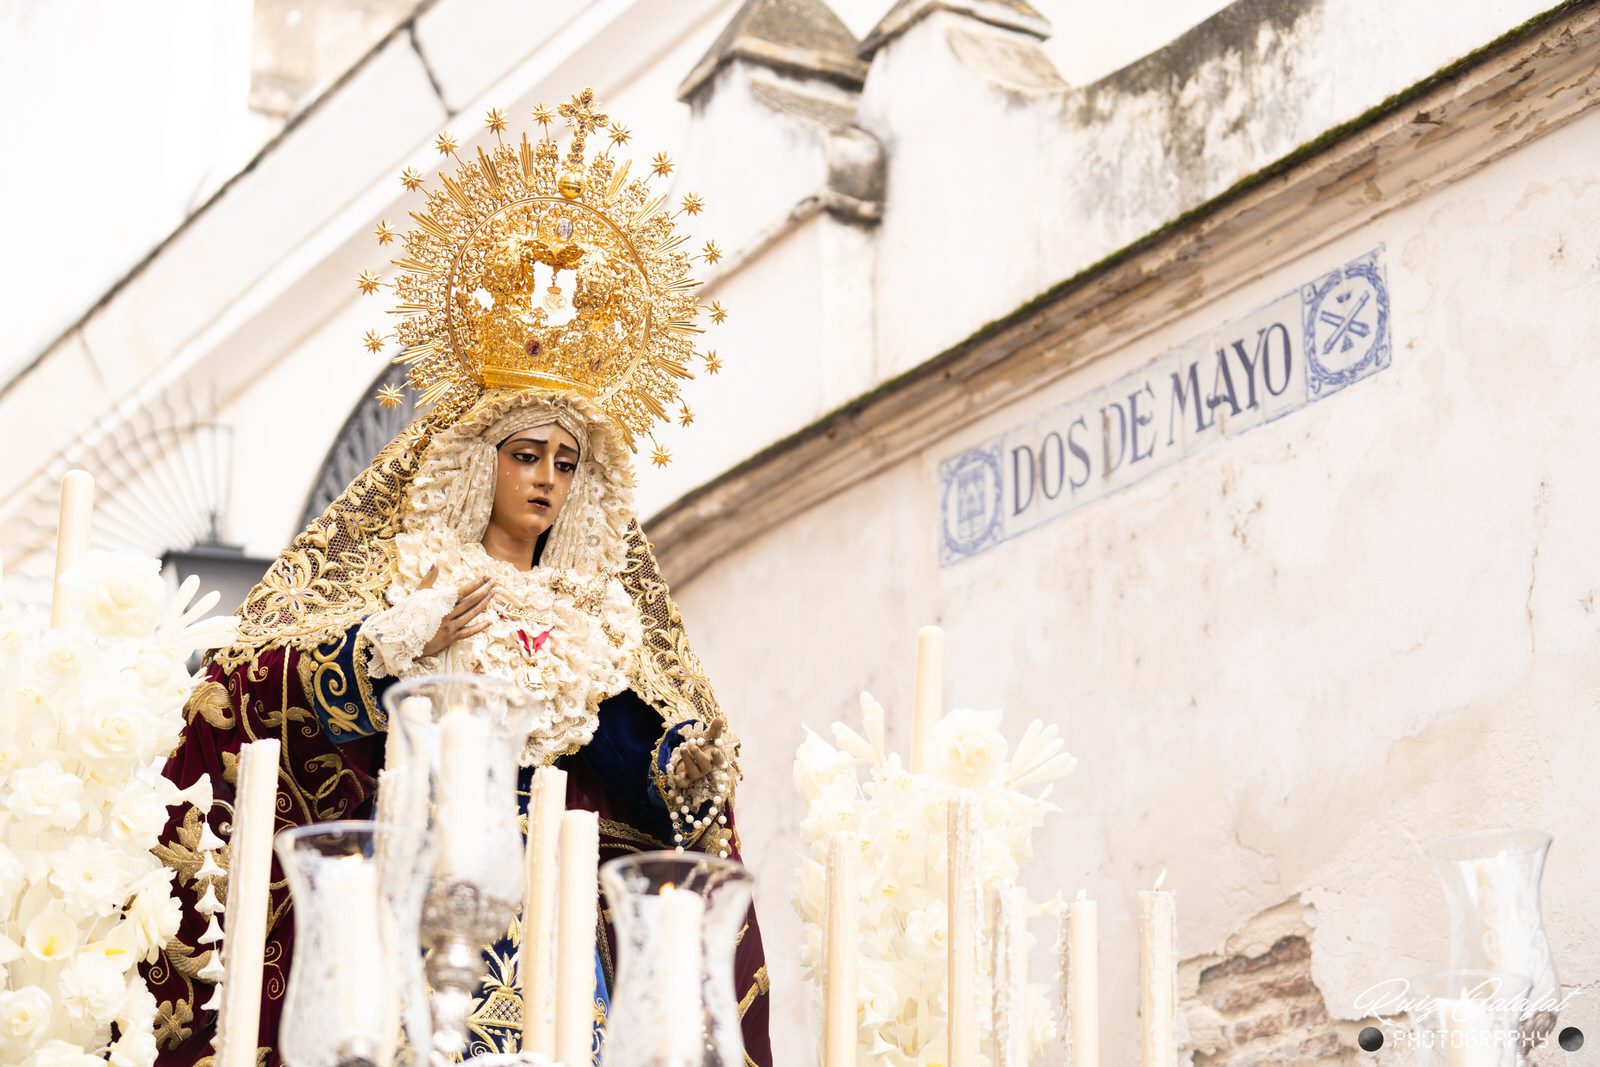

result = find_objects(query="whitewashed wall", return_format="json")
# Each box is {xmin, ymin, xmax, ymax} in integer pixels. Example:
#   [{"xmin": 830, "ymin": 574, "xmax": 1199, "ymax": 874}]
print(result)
[{"xmin": 678, "ymin": 101, "xmax": 1600, "ymax": 1061}]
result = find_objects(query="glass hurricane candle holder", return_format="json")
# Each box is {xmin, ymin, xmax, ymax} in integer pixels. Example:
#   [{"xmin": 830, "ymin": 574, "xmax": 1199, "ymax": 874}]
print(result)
[
  {"xmin": 274, "ymin": 821, "xmax": 429, "ymax": 1067},
  {"xmin": 1405, "ymin": 970, "xmax": 1530, "ymax": 1067},
  {"xmin": 385, "ymin": 673, "xmax": 540, "ymax": 1060},
  {"xmin": 1427, "ymin": 829, "xmax": 1560, "ymax": 1051},
  {"xmin": 599, "ymin": 851, "xmax": 755, "ymax": 1067}
]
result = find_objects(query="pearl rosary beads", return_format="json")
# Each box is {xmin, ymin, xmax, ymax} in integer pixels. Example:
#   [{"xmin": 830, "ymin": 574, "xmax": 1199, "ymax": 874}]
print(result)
[{"xmin": 665, "ymin": 727, "xmax": 733, "ymax": 858}]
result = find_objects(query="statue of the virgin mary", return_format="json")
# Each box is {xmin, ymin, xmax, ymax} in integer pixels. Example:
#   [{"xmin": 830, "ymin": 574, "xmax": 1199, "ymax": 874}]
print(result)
[{"xmin": 145, "ymin": 90, "xmax": 770, "ymax": 1065}]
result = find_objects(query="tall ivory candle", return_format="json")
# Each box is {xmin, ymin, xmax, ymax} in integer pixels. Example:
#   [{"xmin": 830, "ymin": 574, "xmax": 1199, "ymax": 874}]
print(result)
[
  {"xmin": 1139, "ymin": 867, "xmax": 1177, "ymax": 1067},
  {"xmin": 1065, "ymin": 888, "xmax": 1099, "ymax": 1067},
  {"xmin": 947, "ymin": 793, "xmax": 978, "ymax": 1067},
  {"xmin": 657, "ymin": 884, "xmax": 705, "ymax": 1063},
  {"xmin": 520, "ymin": 765, "xmax": 568, "ymax": 1056},
  {"xmin": 215, "ymin": 738, "xmax": 281, "ymax": 1067},
  {"xmin": 991, "ymin": 884, "xmax": 1029, "ymax": 1067},
  {"xmin": 823, "ymin": 832, "xmax": 859, "ymax": 1067},
  {"xmin": 326, "ymin": 856, "xmax": 394, "ymax": 1057},
  {"xmin": 910, "ymin": 626, "xmax": 944, "ymax": 773},
  {"xmin": 50, "ymin": 470, "xmax": 94, "ymax": 627},
  {"xmin": 555, "ymin": 809, "xmax": 599, "ymax": 1067},
  {"xmin": 435, "ymin": 707, "xmax": 492, "ymax": 882}
]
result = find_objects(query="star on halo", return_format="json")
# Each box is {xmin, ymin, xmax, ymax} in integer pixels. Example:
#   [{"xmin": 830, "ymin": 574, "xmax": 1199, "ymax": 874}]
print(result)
[
  {"xmin": 651, "ymin": 152, "xmax": 674, "ymax": 177},
  {"xmin": 362, "ymin": 329, "xmax": 384, "ymax": 353},
  {"xmin": 356, "ymin": 270, "xmax": 382, "ymax": 295},
  {"xmin": 400, "ymin": 167, "xmax": 425, "ymax": 191},
  {"xmin": 376, "ymin": 385, "xmax": 405, "ymax": 409},
  {"xmin": 434, "ymin": 131, "xmax": 458, "ymax": 156},
  {"xmin": 708, "ymin": 301, "xmax": 728, "ymax": 324},
  {"xmin": 374, "ymin": 219, "xmax": 396, "ymax": 245},
  {"xmin": 650, "ymin": 443, "xmax": 672, "ymax": 468},
  {"xmin": 703, "ymin": 350, "xmax": 722, "ymax": 375},
  {"xmin": 608, "ymin": 123, "xmax": 632, "ymax": 146},
  {"xmin": 678, "ymin": 405, "xmax": 696, "ymax": 428},
  {"xmin": 533, "ymin": 103, "xmax": 555, "ymax": 126},
  {"xmin": 702, "ymin": 240, "xmax": 722, "ymax": 265},
  {"xmin": 681, "ymin": 192, "xmax": 705, "ymax": 216},
  {"xmin": 484, "ymin": 107, "xmax": 509, "ymax": 134}
]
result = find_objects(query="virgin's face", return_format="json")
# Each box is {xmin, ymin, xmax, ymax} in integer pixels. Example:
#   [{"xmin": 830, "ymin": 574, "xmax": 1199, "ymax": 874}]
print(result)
[{"xmin": 488, "ymin": 423, "xmax": 580, "ymax": 542}]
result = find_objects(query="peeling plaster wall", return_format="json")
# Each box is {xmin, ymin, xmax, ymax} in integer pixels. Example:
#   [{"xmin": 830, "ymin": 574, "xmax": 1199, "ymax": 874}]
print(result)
[{"xmin": 677, "ymin": 101, "xmax": 1600, "ymax": 1062}]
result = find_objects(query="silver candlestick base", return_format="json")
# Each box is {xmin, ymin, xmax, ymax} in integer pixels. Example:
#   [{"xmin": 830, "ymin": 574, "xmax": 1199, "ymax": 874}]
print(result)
[{"xmin": 420, "ymin": 878, "xmax": 520, "ymax": 1060}]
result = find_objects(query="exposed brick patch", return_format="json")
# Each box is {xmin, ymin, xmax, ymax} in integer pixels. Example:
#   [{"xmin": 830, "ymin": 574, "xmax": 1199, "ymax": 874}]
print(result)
[{"xmin": 1188, "ymin": 935, "xmax": 1353, "ymax": 1065}]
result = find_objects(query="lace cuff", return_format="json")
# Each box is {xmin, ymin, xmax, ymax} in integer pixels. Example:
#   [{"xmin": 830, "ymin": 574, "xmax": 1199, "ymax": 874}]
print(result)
[{"xmin": 360, "ymin": 585, "xmax": 457, "ymax": 678}]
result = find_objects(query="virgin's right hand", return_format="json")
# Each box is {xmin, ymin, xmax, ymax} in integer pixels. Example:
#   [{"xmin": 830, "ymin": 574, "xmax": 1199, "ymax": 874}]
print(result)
[{"xmin": 418, "ymin": 567, "xmax": 497, "ymax": 657}]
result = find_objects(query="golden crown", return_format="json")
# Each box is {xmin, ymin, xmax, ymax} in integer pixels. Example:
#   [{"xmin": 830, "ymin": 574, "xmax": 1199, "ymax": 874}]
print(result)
[{"xmin": 359, "ymin": 88, "xmax": 727, "ymax": 466}]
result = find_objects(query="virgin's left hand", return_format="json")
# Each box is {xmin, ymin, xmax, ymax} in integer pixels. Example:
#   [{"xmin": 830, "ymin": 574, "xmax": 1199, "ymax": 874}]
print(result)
[{"xmin": 670, "ymin": 717, "xmax": 726, "ymax": 788}]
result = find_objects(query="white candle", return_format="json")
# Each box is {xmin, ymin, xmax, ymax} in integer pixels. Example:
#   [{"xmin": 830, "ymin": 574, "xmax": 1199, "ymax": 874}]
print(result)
[
  {"xmin": 326, "ymin": 856, "xmax": 395, "ymax": 1059},
  {"xmin": 823, "ymin": 832, "xmax": 859, "ymax": 1067},
  {"xmin": 435, "ymin": 707, "xmax": 492, "ymax": 882},
  {"xmin": 1438, "ymin": 991, "xmax": 1499, "ymax": 1067},
  {"xmin": 520, "ymin": 765, "xmax": 568, "ymax": 1056},
  {"xmin": 49, "ymin": 470, "xmax": 94, "ymax": 627},
  {"xmin": 1139, "ymin": 867, "xmax": 1177, "ymax": 1067},
  {"xmin": 215, "ymin": 738, "xmax": 281, "ymax": 1067},
  {"xmin": 947, "ymin": 793, "xmax": 978, "ymax": 1067},
  {"xmin": 1065, "ymin": 888, "xmax": 1099, "ymax": 1067},
  {"xmin": 910, "ymin": 626, "xmax": 944, "ymax": 773},
  {"xmin": 657, "ymin": 883, "xmax": 705, "ymax": 1063},
  {"xmin": 991, "ymin": 884, "xmax": 1028, "ymax": 1067},
  {"xmin": 555, "ymin": 808, "xmax": 599, "ymax": 1067}
]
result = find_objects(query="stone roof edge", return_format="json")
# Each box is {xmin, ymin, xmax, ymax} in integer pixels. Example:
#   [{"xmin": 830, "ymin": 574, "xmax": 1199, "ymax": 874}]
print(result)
[
  {"xmin": 858, "ymin": 0, "xmax": 1051, "ymax": 59},
  {"xmin": 645, "ymin": 0, "xmax": 1600, "ymax": 581},
  {"xmin": 679, "ymin": 34, "xmax": 869, "ymax": 101}
]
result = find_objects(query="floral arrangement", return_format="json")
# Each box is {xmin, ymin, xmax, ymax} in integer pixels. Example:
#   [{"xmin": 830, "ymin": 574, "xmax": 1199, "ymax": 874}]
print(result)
[
  {"xmin": 793, "ymin": 694, "xmax": 1079, "ymax": 1064},
  {"xmin": 0, "ymin": 552, "xmax": 236, "ymax": 1067}
]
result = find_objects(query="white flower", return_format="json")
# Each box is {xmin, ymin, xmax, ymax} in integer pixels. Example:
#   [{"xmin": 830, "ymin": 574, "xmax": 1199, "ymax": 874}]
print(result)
[
  {"xmin": 798, "ymin": 795, "xmax": 856, "ymax": 844},
  {"xmin": 6, "ymin": 762, "xmax": 84, "ymax": 830},
  {"xmin": 31, "ymin": 627, "xmax": 97, "ymax": 685},
  {"xmin": 57, "ymin": 952, "xmax": 125, "ymax": 1025},
  {"xmin": 107, "ymin": 776, "xmax": 174, "ymax": 846},
  {"xmin": 124, "ymin": 881, "xmax": 181, "ymax": 962},
  {"xmin": 23, "ymin": 1039, "xmax": 105, "ymax": 1067},
  {"xmin": 49, "ymin": 837, "xmax": 131, "ymax": 916},
  {"xmin": 116, "ymin": 982, "xmax": 157, "ymax": 1034},
  {"xmin": 23, "ymin": 899, "xmax": 79, "ymax": 962},
  {"xmin": 793, "ymin": 729, "xmax": 856, "ymax": 806},
  {"xmin": 926, "ymin": 708, "xmax": 1009, "ymax": 788},
  {"xmin": 62, "ymin": 680, "xmax": 159, "ymax": 768},
  {"xmin": 64, "ymin": 552, "xmax": 167, "ymax": 641},
  {"xmin": 108, "ymin": 1028, "xmax": 157, "ymax": 1067},
  {"xmin": 0, "ymin": 986, "xmax": 51, "ymax": 1057},
  {"xmin": 904, "ymin": 899, "xmax": 948, "ymax": 958}
]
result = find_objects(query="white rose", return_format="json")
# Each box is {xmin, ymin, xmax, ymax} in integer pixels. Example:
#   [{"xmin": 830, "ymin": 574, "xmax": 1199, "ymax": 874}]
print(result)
[
  {"xmin": 64, "ymin": 683, "xmax": 159, "ymax": 768},
  {"xmin": 58, "ymin": 952, "xmax": 125, "ymax": 1025},
  {"xmin": 0, "ymin": 986, "xmax": 51, "ymax": 1055},
  {"xmin": 129, "ymin": 646, "xmax": 191, "ymax": 706},
  {"xmin": 23, "ymin": 1040, "xmax": 105, "ymax": 1067},
  {"xmin": 31, "ymin": 627, "xmax": 97, "ymax": 685},
  {"xmin": 926, "ymin": 708, "xmax": 1009, "ymax": 789},
  {"xmin": 6, "ymin": 761, "xmax": 84, "ymax": 830},
  {"xmin": 109, "ymin": 1028, "xmax": 157, "ymax": 1067},
  {"xmin": 65, "ymin": 552, "xmax": 167, "ymax": 641}
]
